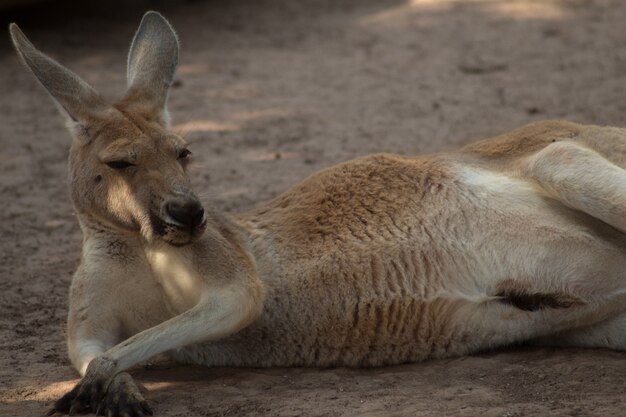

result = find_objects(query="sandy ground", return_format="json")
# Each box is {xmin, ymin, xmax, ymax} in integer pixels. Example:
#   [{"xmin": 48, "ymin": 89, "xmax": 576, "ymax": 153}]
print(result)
[{"xmin": 1, "ymin": 0, "xmax": 625, "ymax": 416}]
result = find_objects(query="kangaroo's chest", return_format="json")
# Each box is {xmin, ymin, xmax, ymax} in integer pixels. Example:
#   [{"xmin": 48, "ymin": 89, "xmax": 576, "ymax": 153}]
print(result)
[{"xmin": 144, "ymin": 245, "xmax": 204, "ymax": 313}]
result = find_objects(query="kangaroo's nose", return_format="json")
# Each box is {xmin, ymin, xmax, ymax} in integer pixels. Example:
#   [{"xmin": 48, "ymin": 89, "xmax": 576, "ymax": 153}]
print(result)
[{"xmin": 165, "ymin": 198, "xmax": 205, "ymax": 230}]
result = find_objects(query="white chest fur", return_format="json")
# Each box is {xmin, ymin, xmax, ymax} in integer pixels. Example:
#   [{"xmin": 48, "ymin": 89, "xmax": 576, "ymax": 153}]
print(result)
[
  {"xmin": 457, "ymin": 165, "xmax": 549, "ymax": 209},
  {"xmin": 459, "ymin": 166, "xmax": 537, "ymax": 194},
  {"xmin": 144, "ymin": 245, "xmax": 203, "ymax": 313}
]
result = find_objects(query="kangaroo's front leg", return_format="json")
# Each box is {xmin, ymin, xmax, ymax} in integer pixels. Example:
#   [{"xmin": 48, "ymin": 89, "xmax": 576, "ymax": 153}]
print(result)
[{"xmin": 49, "ymin": 283, "xmax": 264, "ymax": 416}]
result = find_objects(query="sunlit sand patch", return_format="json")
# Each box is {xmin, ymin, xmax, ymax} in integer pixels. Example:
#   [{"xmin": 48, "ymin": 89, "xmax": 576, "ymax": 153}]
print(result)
[
  {"xmin": 361, "ymin": 0, "xmax": 569, "ymax": 26},
  {"xmin": 177, "ymin": 64, "xmax": 210, "ymax": 76},
  {"xmin": 141, "ymin": 381, "xmax": 175, "ymax": 391},
  {"xmin": 1, "ymin": 379, "xmax": 78, "ymax": 403},
  {"xmin": 360, "ymin": 0, "xmax": 448, "ymax": 26},
  {"xmin": 173, "ymin": 120, "xmax": 240, "ymax": 134},
  {"xmin": 231, "ymin": 107, "xmax": 290, "ymax": 122},
  {"xmin": 2, "ymin": 380, "xmax": 176, "ymax": 404},
  {"xmin": 485, "ymin": 1, "xmax": 569, "ymax": 20},
  {"xmin": 173, "ymin": 107, "xmax": 290, "ymax": 136}
]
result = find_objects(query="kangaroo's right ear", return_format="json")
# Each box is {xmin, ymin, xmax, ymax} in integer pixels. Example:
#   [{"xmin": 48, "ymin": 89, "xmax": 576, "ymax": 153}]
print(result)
[
  {"xmin": 9, "ymin": 23, "xmax": 110, "ymax": 126},
  {"xmin": 123, "ymin": 11, "xmax": 179, "ymax": 127}
]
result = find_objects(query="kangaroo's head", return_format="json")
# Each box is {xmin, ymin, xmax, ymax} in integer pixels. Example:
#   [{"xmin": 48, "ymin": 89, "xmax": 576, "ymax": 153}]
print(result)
[{"xmin": 10, "ymin": 12, "xmax": 206, "ymax": 246}]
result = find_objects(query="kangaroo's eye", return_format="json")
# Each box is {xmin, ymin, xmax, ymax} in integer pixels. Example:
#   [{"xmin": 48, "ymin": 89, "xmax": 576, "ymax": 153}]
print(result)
[
  {"xmin": 106, "ymin": 160, "xmax": 135, "ymax": 170},
  {"xmin": 178, "ymin": 149, "xmax": 192, "ymax": 160}
]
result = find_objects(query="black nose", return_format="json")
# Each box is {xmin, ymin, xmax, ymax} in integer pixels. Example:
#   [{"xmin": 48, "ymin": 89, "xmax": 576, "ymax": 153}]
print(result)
[{"xmin": 165, "ymin": 198, "xmax": 205, "ymax": 230}]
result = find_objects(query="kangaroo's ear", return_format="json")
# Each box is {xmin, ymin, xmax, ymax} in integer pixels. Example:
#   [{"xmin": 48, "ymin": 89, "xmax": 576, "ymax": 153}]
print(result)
[
  {"xmin": 123, "ymin": 11, "xmax": 179, "ymax": 127},
  {"xmin": 9, "ymin": 23, "xmax": 110, "ymax": 125}
]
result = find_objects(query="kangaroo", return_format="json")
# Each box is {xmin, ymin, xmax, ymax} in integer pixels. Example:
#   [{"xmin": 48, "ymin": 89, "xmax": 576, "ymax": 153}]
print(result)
[{"xmin": 10, "ymin": 11, "xmax": 626, "ymax": 417}]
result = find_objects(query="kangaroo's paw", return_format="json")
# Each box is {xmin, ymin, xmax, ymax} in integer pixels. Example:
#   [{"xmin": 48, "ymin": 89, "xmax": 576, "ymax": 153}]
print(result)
[
  {"xmin": 97, "ymin": 372, "xmax": 153, "ymax": 417},
  {"xmin": 46, "ymin": 357, "xmax": 115, "ymax": 415}
]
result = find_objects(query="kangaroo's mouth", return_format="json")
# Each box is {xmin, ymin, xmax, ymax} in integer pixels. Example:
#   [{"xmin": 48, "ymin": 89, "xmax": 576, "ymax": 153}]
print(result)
[
  {"xmin": 149, "ymin": 211, "xmax": 206, "ymax": 246},
  {"xmin": 149, "ymin": 212, "xmax": 168, "ymax": 237}
]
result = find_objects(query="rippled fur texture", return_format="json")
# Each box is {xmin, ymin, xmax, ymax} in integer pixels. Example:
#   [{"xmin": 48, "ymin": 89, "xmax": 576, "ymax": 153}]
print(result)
[{"xmin": 11, "ymin": 12, "xmax": 626, "ymax": 417}]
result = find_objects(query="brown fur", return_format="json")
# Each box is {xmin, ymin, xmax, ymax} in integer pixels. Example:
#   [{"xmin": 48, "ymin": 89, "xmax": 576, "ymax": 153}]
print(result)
[{"xmin": 9, "ymin": 12, "xmax": 626, "ymax": 417}]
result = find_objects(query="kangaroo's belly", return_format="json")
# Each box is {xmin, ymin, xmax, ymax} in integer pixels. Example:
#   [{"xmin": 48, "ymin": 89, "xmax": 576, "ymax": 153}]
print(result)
[
  {"xmin": 170, "ymin": 236, "xmax": 491, "ymax": 367},
  {"xmin": 171, "ymin": 294, "xmax": 469, "ymax": 368},
  {"xmin": 171, "ymin": 223, "xmax": 626, "ymax": 369}
]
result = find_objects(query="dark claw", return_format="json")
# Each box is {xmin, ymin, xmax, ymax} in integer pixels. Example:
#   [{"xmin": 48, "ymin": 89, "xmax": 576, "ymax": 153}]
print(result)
[
  {"xmin": 47, "ymin": 384, "xmax": 80, "ymax": 416},
  {"xmin": 118, "ymin": 395, "xmax": 130, "ymax": 416},
  {"xmin": 90, "ymin": 381, "xmax": 106, "ymax": 413},
  {"xmin": 131, "ymin": 405, "xmax": 147, "ymax": 417},
  {"xmin": 140, "ymin": 401, "xmax": 153, "ymax": 416},
  {"xmin": 69, "ymin": 384, "xmax": 94, "ymax": 415},
  {"xmin": 68, "ymin": 401, "xmax": 83, "ymax": 415},
  {"xmin": 68, "ymin": 401, "xmax": 86, "ymax": 416}
]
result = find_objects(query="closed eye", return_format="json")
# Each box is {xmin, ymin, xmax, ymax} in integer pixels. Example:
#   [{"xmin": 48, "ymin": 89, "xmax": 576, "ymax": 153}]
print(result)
[
  {"xmin": 106, "ymin": 160, "xmax": 135, "ymax": 170},
  {"xmin": 178, "ymin": 149, "xmax": 192, "ymax": 160}
]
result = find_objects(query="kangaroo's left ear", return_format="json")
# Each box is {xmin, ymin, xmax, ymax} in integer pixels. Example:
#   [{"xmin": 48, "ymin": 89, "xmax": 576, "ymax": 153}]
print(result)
[
  {"xmin": 9, "ymin": 23, "xmax": 112, "ymax": 127},
  {"xmin": 123, "ymin": 11, "xmax": 179, "ymax": 127}
]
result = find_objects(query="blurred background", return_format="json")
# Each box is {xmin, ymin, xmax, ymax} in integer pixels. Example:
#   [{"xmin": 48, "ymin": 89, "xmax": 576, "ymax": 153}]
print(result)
[{"xmin": 2, "ymin": 1, "xmax": 626, "ymax": 416}]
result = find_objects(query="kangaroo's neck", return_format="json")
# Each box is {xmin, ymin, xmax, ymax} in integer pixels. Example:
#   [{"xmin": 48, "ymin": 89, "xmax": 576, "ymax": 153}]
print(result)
[{"xmin": 142, "ymin": 210, "xmax": 260, "ymax": 313}]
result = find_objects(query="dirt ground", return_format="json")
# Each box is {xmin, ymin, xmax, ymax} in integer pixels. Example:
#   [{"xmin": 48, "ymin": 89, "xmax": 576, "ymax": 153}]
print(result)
[{"xmin": 1, "ymin": 0, "xmax": 625, "ymax": 416}]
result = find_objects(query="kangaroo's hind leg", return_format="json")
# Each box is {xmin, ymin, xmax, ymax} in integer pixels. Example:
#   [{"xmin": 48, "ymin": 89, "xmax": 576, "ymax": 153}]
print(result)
[
  {"xmin": 527, "ymin": 140, "xmax": 626, "ymax": 233},
  {"xmin": 523, "ymin": 140, "xmax": 626, "ymax": 350},
  {"xmin": 532, "ymin": 311, "xmax": 626, "ymax": 351}
]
